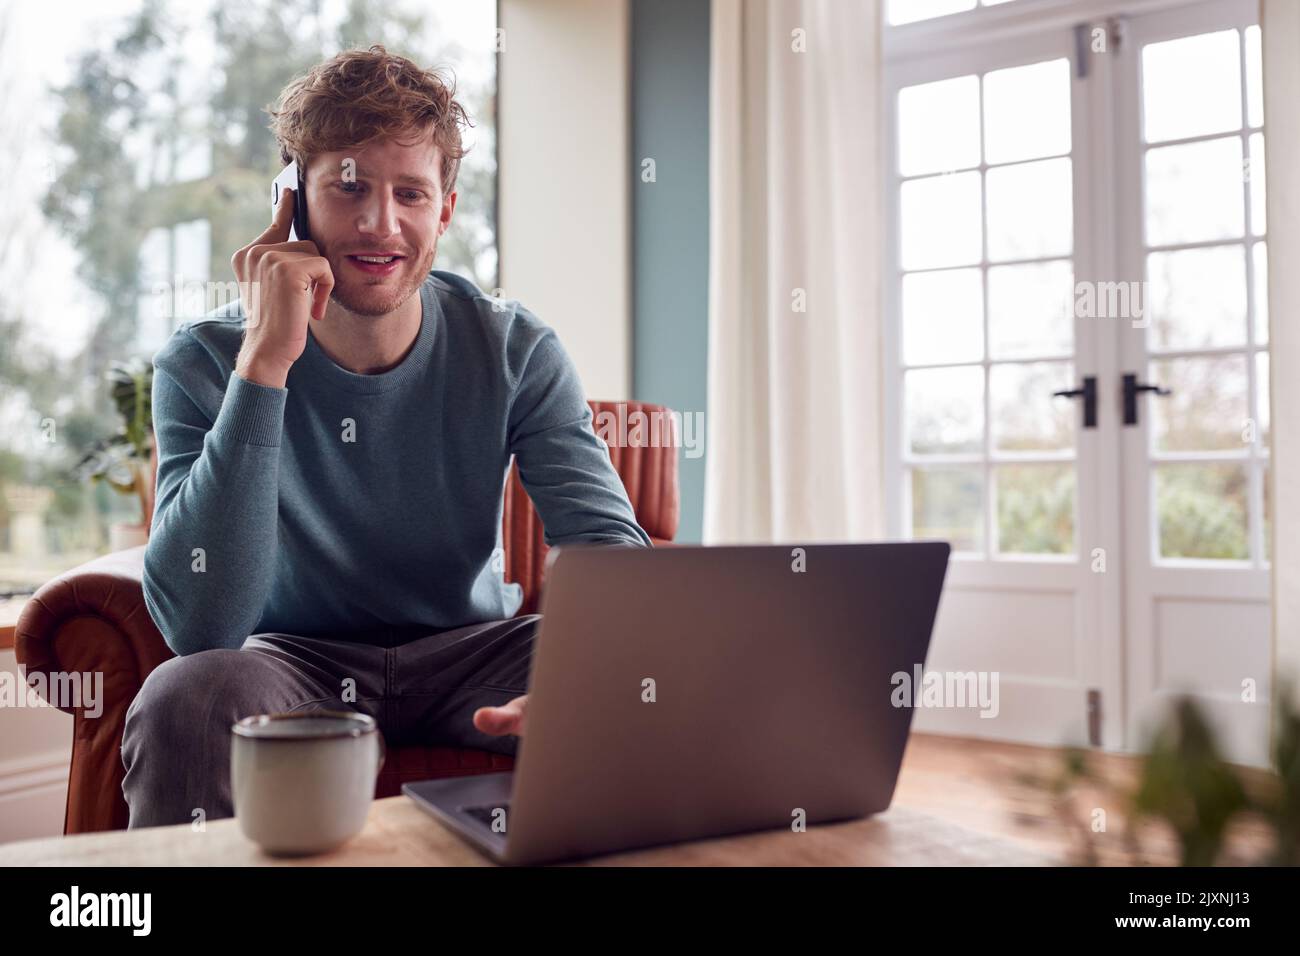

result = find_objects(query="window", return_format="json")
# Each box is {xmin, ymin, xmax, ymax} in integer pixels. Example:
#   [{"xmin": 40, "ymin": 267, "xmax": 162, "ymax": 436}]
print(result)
[{"xmin": 0, "ymin": 0, "xmax": 498, "ymax": 597}]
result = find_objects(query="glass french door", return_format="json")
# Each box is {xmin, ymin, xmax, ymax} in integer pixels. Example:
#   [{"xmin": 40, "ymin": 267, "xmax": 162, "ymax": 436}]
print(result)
[
  {"xmin": 886, "ymin": 0, "xmax": 1271, "ymax": 765},
  {"xmin": 886, "ymin": 26, "xmax": 1113, "ymax": 751},
  {"xmin": 1116, "ymin": 0, "xmax": 1271, "ymax": 767}
]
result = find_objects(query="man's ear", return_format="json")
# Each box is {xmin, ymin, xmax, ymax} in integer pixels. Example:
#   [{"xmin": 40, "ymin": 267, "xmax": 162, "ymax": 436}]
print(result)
[{"xmin": 438, "ymin": 190, "xmax": 457, "ymax": 236}]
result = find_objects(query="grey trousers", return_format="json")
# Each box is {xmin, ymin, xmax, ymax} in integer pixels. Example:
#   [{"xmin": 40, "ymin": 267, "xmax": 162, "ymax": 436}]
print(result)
[{"xmin": 120, "ymin": 614, "xmax": 540, "ymax": 829}]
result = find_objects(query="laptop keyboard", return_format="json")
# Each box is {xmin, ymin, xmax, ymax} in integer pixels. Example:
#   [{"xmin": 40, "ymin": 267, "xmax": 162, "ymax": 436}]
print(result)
[{"xmin": 462, "ymin": 803, "xmax": 510, "ymax": 829}]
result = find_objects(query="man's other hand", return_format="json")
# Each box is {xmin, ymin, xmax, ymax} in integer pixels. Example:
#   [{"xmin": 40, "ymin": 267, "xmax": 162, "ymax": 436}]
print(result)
[{"xmin": 473, "ymin": 694, "xmax": 528, "ymax": 738}]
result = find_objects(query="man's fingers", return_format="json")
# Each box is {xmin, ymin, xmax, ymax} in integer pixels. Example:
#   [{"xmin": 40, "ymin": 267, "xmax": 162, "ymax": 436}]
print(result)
[
  {"xmin": 473, "ymin": 707, "xmax": 509, "ymax": 734},
  {"xmin": 255, "ymin": 185, "xmax": 297, "ymax": 246},
  {"xmin": 473, "ymin": 697, "xmax": 527, "ymax": 736},
  {"xmin": 274, "ymin": 239, "xmax": 318, "ymax": 256},
  {"xmin": 244, "ymin": 239, "xmax": 315, "ymax": 279},
  {"xmin": 309, "ymin": 259, "xmax": 335, "ymax": 321}
]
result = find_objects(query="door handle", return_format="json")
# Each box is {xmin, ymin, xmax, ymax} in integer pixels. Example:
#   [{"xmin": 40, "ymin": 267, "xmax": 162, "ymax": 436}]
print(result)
[
  {"xmin": 1122, "ymin": 373, "xmax": 1172, "ymax": 426},
  {"xmin": 1052, "ymin": 375, "xmax": 1097, "ymax": 428}
]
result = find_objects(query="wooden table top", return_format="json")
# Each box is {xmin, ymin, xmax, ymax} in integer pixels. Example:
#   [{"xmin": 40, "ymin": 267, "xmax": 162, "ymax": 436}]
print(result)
[{"xmin": 0, "ymin": 793, "xmax": 1053, "ymax": 867}]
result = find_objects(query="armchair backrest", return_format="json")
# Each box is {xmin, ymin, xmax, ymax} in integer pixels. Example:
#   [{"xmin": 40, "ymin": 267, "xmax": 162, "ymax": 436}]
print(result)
[{"xmin": 502, "ymin": 399, "xmax": 681, "ymax": 614}]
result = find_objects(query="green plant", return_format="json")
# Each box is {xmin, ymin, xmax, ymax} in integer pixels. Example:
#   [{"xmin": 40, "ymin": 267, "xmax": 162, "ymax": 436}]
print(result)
[
  {"xmin": 1257, "ymin": 681, "xmax": 1300, "ymax": 865},
  {"xmin": 72, "ymin": 358, "xmax": 154, "ymax": 526},
  {"xmin": 1131, "ymin": 697, "xmax": 1250, "ymax": 865},
  {"xmin": 1027, "ymin": 682, "xmax": 1300, "ymax": 866}
]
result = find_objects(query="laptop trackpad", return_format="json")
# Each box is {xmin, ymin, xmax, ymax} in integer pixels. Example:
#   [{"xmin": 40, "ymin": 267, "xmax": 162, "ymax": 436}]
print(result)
[{"xmin": 404, "ymin": 770, "xmax": 514, "ymax": 812}]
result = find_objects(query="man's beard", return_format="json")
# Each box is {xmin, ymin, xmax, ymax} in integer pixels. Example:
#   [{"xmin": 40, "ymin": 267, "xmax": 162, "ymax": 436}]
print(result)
[{"xmin": 327, "ymin": 244, "xmax": 436, "ymax": 317}]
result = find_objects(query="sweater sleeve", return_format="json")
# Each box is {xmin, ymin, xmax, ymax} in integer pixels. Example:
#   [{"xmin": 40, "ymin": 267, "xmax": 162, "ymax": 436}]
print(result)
[
  {"xmin": 507, "ymin": 328, "xmax": 652, "ymax": 549},
  {"xmin": 142, "ymin": 344, "xmax": 288, "ymax": 656}
]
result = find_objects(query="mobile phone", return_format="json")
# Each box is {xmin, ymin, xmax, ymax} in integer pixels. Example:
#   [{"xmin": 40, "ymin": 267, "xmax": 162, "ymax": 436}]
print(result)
[{"xmin": 270, "ymin": 160, "xmax": 311, "ymax": 242}]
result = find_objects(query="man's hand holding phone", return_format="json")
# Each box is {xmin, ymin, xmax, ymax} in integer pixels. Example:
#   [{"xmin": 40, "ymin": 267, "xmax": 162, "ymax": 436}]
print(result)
[{"xmin": 232, "ymin": 187, "xmax": 334, "ymax": 389}]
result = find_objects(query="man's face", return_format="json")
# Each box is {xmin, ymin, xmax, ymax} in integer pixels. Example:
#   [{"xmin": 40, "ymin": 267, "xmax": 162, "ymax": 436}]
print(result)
[{"xmin": 304, "ymin": 135, "xmax": 456, "ymax": 317}]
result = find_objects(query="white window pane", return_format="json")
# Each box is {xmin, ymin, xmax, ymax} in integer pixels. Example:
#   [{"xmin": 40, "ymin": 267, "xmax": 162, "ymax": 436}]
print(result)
[
  {"xmin": 983, "ymin": 58, "xmax": 1071, "ymax": 165},
  {"xmin": 898, "ymin": 75, "xmax": 980, "ymax": 176},
  {"xmin": 986, "ymin": 157, "xmax": 1073, "ymax": 261},
  {"xmin": 995, "ymin": 464, "xmax": 1075, "ymax": 556},
  {"xmin": 901, "ymin": 171, "xmax": 982, "ymax": 270},
  {"xmin": 987, "ymin": 259, "xmax": 1073, "ymax": 359},
  {"xmin": 888, "ymin": 0, "xmax": 976, "ymax": 26},
  {"xmin": 1156, "ymin": 463, "xmax": 1248, "ymax": 560},
  {"xmin": 1142, "ymin": 30, "xmax": 1241, "ymax": 143},
  {"xmin": 902, "ymin": 268, "xmax": 984, "ymax": 365},
  {"xmin": 174, "ymin": 133, "xmax": 213, "ymax": 183},
  {"xmin": 1147, "ymin": 246, "xmax": 1247, "ymax": 350},
  {"xmin": 135, "ymin": 293, "xmax": 171, "ymax": 356},
  {"xmin": 175, "ymin": 219, "xmax": 211, "ymax": 282},
  {"xmin": 911, "ymin": 468, "xmax": 984, "ymax": 553},
  {"xmin": 1254, "ymin": 242, "xmax": 1268, "ymax": 344},
  {"xmin": 1257, "ymin": 351, "xmax": 1270, "ymax": 449},
  {"xmin": 1150, "ymin": 355, "xmax": 1249, "ymax": 451},
  {"xmin": 1246, "ymin": 25, "xmax": 1263, "ymax": 128},
  {"xmin": 906, "ymin": 366, "xmax": 984, "ymax": 454},
  {"xmin": 1145, "ymin": 137, "xmax": 1244, "ymax": 246},
  {"xmin": 990, "ymin": 361, "xmax": 1075, "ymax": 452},
  {"xmin": 1249, "ymin": 132, "xmax": 1266, "ymax": 237},
  {"xmin": 137, "ymin": 227, "xmax": 171, "ymax": 283}
]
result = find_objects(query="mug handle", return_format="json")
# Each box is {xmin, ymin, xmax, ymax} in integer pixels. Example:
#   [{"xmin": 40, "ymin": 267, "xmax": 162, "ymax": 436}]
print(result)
[{"xmin": 376, "ymin": 733, "xmax": 387, "ymax": 775}]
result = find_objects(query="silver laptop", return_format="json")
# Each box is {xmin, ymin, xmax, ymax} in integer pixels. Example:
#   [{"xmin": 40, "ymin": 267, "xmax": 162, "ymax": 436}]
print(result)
[{"xmin": 402, "ymin": 541, "xmax": 950, "ymax": 865}]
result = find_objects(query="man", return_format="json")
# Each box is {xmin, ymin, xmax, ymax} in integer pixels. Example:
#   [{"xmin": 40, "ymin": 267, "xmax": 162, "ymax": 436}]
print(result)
[{"xmin": 122, "ymin": 46, "xmax": 651, "ymax": 828}]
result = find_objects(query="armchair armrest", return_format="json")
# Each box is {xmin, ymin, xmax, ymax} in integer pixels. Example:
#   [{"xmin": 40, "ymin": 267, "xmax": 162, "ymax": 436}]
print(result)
[
  {"xmin": 14, "ymin": 546, "xmax": 173, "ymax": 833},
  {"xmin": 15, "ymin": 546, "xmax": 173, "ymax": 713}
]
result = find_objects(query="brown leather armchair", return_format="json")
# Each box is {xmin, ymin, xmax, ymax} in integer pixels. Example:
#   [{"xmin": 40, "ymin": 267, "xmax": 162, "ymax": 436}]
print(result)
[{"xmin": 15, "ymin": 399, "xmax": 680, "ymax": 834}]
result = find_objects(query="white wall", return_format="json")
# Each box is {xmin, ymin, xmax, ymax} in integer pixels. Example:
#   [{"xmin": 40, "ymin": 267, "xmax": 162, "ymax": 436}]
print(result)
[
  {"xmin": 0, "ymin": 648, "xmax": 71, "ymax": 843},
  {"xmin": 1264, "ymin": 0, "xmax": 1300, "ymax": 719},
  {"xmin": 498, "ymin": 0, "xmax": 632, "ymax": 401}
]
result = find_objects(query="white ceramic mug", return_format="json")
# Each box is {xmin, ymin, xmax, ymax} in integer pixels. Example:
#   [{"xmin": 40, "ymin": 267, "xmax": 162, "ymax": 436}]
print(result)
[{"xmin": 231, "ymin": 711, "xmax": 385, "ymax": 856}]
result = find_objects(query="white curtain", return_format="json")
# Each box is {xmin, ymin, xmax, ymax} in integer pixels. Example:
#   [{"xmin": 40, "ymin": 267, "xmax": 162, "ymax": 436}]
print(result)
[
  {"xmin": 1263, "ymin": 0, "xmax": 1300, "ymax": 707},
  {"xmin": 704, "ymin": 0, "xmax": 885, "ymax": 544}
]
